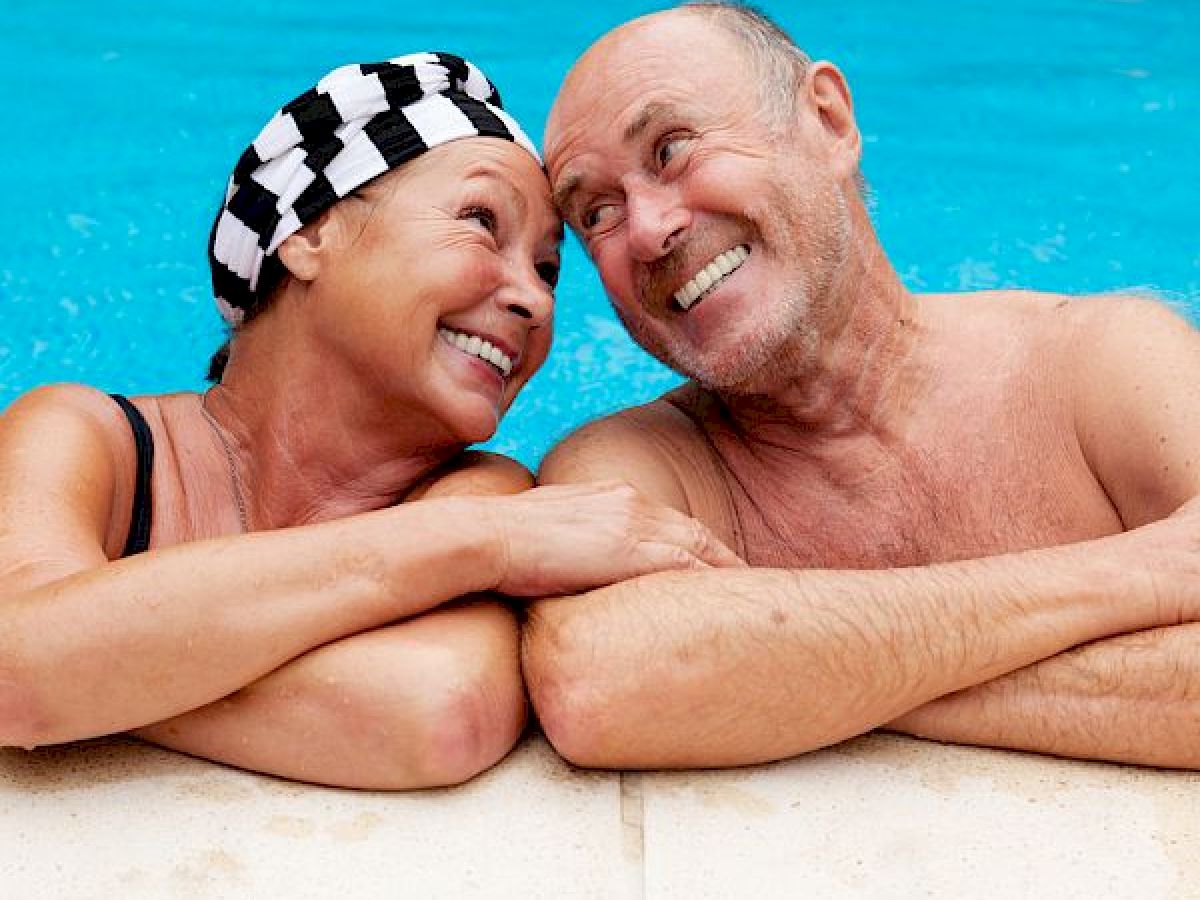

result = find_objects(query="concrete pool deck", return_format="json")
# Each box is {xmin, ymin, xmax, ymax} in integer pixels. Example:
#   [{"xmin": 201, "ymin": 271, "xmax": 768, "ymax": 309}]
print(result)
[{"xmin": 4, "ymin": 731, "xmax": 1199, "ymax": 898}]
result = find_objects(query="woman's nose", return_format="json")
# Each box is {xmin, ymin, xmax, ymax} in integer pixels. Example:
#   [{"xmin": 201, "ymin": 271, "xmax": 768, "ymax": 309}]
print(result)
[{"xmin": 499, "ymin": 265, "xmax": 554, "ymax": 327}]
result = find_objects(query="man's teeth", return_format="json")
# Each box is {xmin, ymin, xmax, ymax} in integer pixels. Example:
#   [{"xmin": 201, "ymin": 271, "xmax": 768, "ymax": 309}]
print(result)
[
  {"xmin": 674, "ymin": 245, "xmax": 750, "ymax": 311},
  {"xmin": 439, "ymin": 328, "xmax": 514, "ymax": 376}
]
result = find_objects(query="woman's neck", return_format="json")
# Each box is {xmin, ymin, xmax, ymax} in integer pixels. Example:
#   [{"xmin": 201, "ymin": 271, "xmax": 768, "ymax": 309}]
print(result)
[{"xmin": 201, "ymin": 330, "xmax": 463, "ymax": 530}]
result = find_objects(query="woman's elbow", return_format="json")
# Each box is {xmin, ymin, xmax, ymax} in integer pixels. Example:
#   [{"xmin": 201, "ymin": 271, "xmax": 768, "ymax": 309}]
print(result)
[
  {"xmin": 416, "ymin": 664, "xmax": 527, "ymax": 787},
  {"xmin": 345, "ymin": 608, "xmax": 528, "ymax": 790},
  {"xmin": 0, "ymin": 665, "xmax": 52, "ymax": 750}
]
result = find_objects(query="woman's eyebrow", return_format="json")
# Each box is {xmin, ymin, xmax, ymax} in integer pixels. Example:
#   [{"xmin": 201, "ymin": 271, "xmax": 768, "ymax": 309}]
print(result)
[
  {"xmin": 462, "ymin": 167, "xmax": 531, "ymax": 211},
  {"xmin": 465, "ymin": 168, "xmax": 564, "ymax": 241}
]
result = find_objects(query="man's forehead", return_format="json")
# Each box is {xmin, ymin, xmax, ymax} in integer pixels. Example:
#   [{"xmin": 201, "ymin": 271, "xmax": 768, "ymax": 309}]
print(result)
[
  {"xmin": 545, "ymin": 12, "xmax": 741, "ymax": 197},
  {"xmin": 553, "ymin": 95, "xmax": 681, "ymax": 153},
  {"xmin": 549, "ymin": 98, "xmax": 686, "ymax": 198}
]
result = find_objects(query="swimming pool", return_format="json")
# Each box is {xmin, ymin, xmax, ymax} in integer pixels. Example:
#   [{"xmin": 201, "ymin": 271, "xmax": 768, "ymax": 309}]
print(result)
[{"xmin": 1, "ymin": 0, "xmax": 1196, "ymax": 467}]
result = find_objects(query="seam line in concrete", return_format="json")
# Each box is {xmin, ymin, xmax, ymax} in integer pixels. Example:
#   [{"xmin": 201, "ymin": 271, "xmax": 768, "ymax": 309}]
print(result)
[{"xmin": 620, "ymin": 772, "xmax": 645, "ymax": 899}]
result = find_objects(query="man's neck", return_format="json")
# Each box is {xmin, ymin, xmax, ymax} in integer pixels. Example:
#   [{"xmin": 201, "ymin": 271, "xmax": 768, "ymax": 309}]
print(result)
[{"xmin": 717, "ymin": 235, "xmax": 929, "ymax": 448}]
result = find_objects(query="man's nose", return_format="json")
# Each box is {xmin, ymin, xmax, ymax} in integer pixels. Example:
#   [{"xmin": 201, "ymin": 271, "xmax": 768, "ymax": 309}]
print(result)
[{"xmin": 625, "ymin": 179, "xmax": 689, "ymax": 263}]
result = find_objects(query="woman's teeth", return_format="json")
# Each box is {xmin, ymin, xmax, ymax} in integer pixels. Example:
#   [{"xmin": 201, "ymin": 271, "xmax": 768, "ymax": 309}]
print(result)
[
  {"xmin": 439, "ymin": 328, "xmax": 514, "ymax": 376},
  {"xmin": 674, "ymin": 245, "xmax": 750, "ymax": 311}
]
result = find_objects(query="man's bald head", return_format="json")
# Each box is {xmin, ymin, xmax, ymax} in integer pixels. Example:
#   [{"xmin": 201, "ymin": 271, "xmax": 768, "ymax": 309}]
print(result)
[
  {"xmin": 673, "ymin": 3, "xmax": 813, "ymax": 128},
  {"xmin": 551, "ymin": 4, "xmax": 811, "ymax": 141}
]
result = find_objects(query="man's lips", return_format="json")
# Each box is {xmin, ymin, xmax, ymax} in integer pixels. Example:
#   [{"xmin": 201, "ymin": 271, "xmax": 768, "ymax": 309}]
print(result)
[{"xmin": 672, "ymin": 245, "xmax": 751, "ymax": 311}]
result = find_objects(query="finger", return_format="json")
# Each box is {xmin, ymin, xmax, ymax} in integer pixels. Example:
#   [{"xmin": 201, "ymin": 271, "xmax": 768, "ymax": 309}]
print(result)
[
  {"xmin": 653, "ymin": 510, "xmax": 746, "ymax": 569},
  {"xmin": 697, "ymin": 531, "xmax": 746, "ymax": 568},
  {"xmin": 632, "ymin": 541, "xmax": 710, "ymax": 576}
]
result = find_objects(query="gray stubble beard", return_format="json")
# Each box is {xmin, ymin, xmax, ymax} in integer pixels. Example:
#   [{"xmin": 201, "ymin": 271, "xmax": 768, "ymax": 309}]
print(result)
[{"xmin": 663, "ymin": 185, "xmax": 853, "ymax": 395}]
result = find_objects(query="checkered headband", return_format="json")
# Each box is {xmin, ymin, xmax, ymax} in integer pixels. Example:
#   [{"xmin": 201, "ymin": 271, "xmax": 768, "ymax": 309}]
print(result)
[{"xmin": 208, "ymin": 51, "xmax": 540, "ymax": 325}]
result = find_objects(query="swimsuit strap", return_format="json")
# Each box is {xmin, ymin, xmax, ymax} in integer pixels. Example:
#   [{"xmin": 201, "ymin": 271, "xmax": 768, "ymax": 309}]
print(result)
[{"xmin": 109, "ymin": 393, "xmax": 154, "ymax": 557}]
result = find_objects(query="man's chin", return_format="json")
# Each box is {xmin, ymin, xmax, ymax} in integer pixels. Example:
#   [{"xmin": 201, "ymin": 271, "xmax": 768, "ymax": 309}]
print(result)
[
  {"xmin": 663, "ymin": 326, "xmax": 792, "ymax": 393},
  {"xmin": 668, "ymin": 348, "xmax": 772, "ymax": 394}
]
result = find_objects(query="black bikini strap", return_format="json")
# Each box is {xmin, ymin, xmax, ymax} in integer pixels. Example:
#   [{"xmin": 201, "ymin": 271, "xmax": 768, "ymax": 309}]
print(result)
[{"xmin": 109, "ymin": 393, "xmax": 154, "ymax": 557}]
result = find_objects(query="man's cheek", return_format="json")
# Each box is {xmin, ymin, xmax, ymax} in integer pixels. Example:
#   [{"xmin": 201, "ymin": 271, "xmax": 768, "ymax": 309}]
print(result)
[{"xmin": 593, "ymin": 251, "xmax": 630, "ymax": 299}]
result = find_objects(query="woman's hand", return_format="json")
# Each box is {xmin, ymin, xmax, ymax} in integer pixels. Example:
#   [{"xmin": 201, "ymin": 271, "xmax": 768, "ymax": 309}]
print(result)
[{"xmin": 480, "ymin": 481, "xmax": 744, "ymax": 597}]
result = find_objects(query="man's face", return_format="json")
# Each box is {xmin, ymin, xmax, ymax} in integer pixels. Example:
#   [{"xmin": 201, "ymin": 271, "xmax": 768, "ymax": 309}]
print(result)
[{"xmin": 545, "ymin": 13, "xmax": 853, "ymax": 390}]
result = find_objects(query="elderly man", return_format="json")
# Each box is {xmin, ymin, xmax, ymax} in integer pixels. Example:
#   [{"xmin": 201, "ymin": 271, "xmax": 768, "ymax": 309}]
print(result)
[{"xmin": 520, "ymin": 2, "xmax": 1200, "ymax": 771}]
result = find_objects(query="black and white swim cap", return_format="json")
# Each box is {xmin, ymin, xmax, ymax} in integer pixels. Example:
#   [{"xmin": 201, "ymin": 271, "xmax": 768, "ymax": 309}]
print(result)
[{"xmin": 208, "ymin": 52, "xmax": 539, "ymax": 325}]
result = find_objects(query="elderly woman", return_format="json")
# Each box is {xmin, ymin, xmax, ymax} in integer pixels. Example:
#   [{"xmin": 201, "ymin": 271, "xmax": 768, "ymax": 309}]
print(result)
[{"xmin": 0, "ymin": 53, "xmax": 737, "ymax": 789}]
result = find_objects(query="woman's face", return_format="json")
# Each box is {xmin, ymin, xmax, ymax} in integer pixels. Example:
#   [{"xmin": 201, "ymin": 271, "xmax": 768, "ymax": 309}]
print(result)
[{"xmin": 306, "ymin": 137, "xmax": 561, "ymax": 445}]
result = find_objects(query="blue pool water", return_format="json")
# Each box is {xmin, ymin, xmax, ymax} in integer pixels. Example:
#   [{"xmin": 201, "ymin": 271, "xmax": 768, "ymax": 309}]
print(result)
[{"xmin": 1, "ymin": 0, "xmax": 1196, "ymax": 467}]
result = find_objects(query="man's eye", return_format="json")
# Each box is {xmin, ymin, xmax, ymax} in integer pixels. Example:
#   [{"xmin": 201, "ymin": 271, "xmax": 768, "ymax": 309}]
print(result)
[
  {"xmin": 656, "ymin": 137, "xmax": 689, "ymax": 169},
  {"xmin": 462, "ymin": 205, "xmax": 498, "ymax": 232},
  {"xmin": 581, "ymin": 203, "xmax": 618, "ymax": 231}
]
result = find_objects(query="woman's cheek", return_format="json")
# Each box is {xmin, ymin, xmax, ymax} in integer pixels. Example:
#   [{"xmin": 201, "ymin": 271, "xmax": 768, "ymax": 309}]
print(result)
[
  {"xmin": 450, "ymin": 249, "xmax": 505, "ymax": 307},
  {"xmin": 520, "ymin": 324, "xmax": 554, "ymax": 382}
]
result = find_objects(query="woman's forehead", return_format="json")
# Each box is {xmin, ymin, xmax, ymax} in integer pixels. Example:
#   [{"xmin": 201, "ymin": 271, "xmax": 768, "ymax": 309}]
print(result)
[{"xmin": 381, "ymin": 139, "xmax": 561, "ymax": 239}]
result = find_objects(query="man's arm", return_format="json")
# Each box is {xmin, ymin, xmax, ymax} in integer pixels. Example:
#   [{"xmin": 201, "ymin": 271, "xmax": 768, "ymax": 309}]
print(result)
[
  {"xmin": 524, "ymin": 519, "xmax": 1198, "ymax": 768},
  {"xmin": 1071, "ymin": 296, "xmax": 1200, "ymax": 528},
  {"xmin": 887, "ymin": 623, "xmax": 1200, "ymax": 768},
  {"xmin": 524, "ymin": 297, "xmax": 1200, "ymax": 769},
  {"xmin": 882, "ymin": 296, "xmax": 1200, "ymax": 765}
]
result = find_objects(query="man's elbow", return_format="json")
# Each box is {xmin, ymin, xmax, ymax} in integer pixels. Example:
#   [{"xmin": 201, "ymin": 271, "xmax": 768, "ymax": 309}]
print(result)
[{"xmin": 521, "ymin": 602, "xmax": 622, "ymax": 769}]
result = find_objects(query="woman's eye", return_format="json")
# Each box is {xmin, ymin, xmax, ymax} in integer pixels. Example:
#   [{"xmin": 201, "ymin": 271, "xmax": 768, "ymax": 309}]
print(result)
[
  {"xmin": 536, "ymin": 260, "xmax": 560, "ymax": 289},
  {"xmin": 656, "ymin": 137, "xmax": 688, "ymax": 170},
  {"xmin": 463, "ymin": 206, "xmax": 498, "ymax": 233}
]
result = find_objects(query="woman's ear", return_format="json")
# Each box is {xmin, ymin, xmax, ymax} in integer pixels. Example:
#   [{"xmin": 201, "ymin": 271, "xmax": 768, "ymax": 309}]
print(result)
[{"xmin": 275, "ymin": 211, "xmax": 339, "ymax": 283}]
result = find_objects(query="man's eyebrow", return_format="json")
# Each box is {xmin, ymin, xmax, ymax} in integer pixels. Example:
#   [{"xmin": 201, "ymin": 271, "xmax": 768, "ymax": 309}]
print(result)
[
  {"xmin": 623, "ymin": 101, "xmax": 675, "ymax": 143},
  {"xmin": 552, "ymin": 172, "xmax": 584, "ymax": 217},
  {"xmin": 552, "ymin": 102, "xmax": 680, "ymax": 219}
]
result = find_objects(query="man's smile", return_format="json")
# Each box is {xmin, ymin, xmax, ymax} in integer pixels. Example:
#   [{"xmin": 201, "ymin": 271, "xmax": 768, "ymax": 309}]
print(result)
[{"xmin": 673, "ymin": 245, "xmax": 750, "ymax": 311}]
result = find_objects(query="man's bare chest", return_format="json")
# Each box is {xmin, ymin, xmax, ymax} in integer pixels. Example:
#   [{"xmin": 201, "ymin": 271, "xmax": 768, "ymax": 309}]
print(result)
[{"xmin": 709, "ymin": 438, "xmax": 1123, "ymax": 570}]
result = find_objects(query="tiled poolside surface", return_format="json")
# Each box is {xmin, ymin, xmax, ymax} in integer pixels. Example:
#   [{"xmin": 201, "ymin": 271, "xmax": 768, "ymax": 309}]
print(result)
[{"xmin": 4, "ymin": 731, "xmax": 1199, "ymax": 898}]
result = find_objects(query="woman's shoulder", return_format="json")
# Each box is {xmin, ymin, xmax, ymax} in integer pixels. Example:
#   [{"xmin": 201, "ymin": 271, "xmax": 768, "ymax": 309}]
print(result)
[
  {"xmin": 0, "ymin": 384, "xmax": 149, "ymax": 560},
  {"xmin": 2, "ymin": 382, "xmax": 136, "ymax": 439},
  {"xmin": 404, "ymin": 451, "xmax": 533, "ymax": 501}
]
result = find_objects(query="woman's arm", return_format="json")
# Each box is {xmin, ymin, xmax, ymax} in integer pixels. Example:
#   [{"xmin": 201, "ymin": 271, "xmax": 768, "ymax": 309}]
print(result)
[
  {"xmin": 0, "ymin": 388, "xmax": 736, "ymax": 751},
  {"xmin": 135, "ymin": 600, "xmax": 527, "ymax": 789},
  {"xmin": 133, "ymin": 451, "xmax": 534, "ymax": 789}
]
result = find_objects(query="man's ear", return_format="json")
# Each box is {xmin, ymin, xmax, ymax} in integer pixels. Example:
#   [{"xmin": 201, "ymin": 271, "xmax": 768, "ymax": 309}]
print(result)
[
  {"xmin": 807, "ymin": 61, "xmax": 862, "ymax": 179},
  {"xmin": 275, "ymin": 211, "xmax": 339, "ymax": 283}
]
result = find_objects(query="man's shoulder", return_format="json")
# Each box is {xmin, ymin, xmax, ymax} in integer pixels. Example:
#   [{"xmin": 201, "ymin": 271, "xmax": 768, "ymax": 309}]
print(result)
[
  {"xmin": 538, "ymin": 391, "xmax": 714, "ymax": 512},
  {"xmin": 931, "ymin": 288, "xmax": 1186, "ymax": 327},
  {"xmin": 404, "ymin": 451, "xmax": 532, "ymax": 501},
  {"xmin": 925, "ymin": 289, "xmax": 1193, "ymax": 356},
  {"xmin": 540, "ymin": 393, "xmax": 706, "ymax": 477}
]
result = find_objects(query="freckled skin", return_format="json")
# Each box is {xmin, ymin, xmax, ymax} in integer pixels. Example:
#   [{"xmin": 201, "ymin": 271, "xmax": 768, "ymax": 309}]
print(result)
[{"xmin": 524, "ymin": 8, "xmax": 1200, "ymax": 771}]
